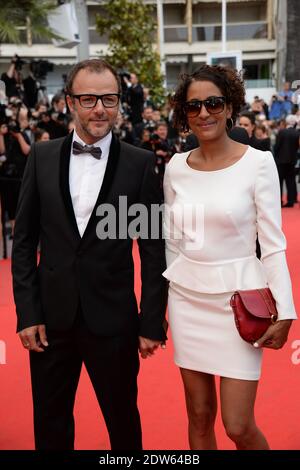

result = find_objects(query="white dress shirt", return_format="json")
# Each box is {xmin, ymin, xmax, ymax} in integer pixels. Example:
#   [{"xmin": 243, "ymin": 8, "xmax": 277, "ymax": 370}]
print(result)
[{"xmin": 69, "ymin": 129, "xmax": 112, "ymax": 237}]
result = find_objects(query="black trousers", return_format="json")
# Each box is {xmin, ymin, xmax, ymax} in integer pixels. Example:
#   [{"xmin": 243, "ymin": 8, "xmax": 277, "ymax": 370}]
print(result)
[
  {"xmin": 29, "ymin": 311, "xmax": 142, "ymax": 450},
  {"xmin": 277, "ymin": 163, "xmax": 297, "ymax": 205},
  {"xmin": 0, "ymin": 178, "xmax": 22, "ymax": 220}
]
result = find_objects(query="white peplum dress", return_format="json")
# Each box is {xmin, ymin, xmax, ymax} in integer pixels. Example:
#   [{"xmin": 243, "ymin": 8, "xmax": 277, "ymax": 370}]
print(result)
[{"xmin": 163, "ymin": 146, "xmax": 297, "ymax": 380}]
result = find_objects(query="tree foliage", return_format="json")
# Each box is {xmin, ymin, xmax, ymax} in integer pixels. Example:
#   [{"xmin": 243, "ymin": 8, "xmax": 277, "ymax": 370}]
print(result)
[
  {"xmin": 95, "ymin": 0, "xmax": 165, "ymax": 107},
  {"xmin": 0, "ymin": 0, "xmax": 60, "ymax": 44}
]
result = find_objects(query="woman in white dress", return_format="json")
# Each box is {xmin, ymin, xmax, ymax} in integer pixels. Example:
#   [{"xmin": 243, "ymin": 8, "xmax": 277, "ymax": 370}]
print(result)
[{"xmin": 163, "ymin": 65, "xmax": 297, "ymax": 450}]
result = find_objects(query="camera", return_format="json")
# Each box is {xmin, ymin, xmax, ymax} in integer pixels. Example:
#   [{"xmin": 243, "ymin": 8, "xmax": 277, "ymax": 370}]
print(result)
[
  {"xmin": 144, "ymin": 121, "xmax": 156, "ymax": 134},
  {"xmin": 119, "ymin": 71, "xmax": 131, "ymax": 96},
  {"xmin": 8, "ymin": 121, "xmax": 20, "ymax": 133},
  {"xmin": 12, "ymin": 54, "xmax": 27, "ymax": 71},
  {"xmin": 9, "ymin": 97, "xmax": 23, "ymax": 108},
  {"xmin": 119, "ymin": 70, "xmax": 131, "ymax": 80},
  {"xmin": 149, "ymin": 133, "xmax": 168, "ymax": 153},
  {"xmin": 30, "ymin": 60, "xmax": 54, "ymax": 80}
]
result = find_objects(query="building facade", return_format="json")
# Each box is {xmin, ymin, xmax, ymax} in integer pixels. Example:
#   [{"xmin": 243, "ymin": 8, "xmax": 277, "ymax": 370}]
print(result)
[{"xmin": 0, "ymin": 0, "xmax": 285, "ymax": 101}]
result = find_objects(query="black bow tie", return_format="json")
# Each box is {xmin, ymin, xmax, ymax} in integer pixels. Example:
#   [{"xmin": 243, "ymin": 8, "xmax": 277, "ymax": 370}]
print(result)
[{"xmin": 72, "ymin": 140, "xmax": 102, "ymax": 160}]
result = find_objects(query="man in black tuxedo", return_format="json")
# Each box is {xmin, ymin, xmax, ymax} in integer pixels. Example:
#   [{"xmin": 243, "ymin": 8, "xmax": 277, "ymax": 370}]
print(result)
[
  {"xmin": 274, "ymin": 114, "xmax": 300, "ymax": 207},
  {"xmin": 12, "ymin": 59, "xmax": 168, "ymax": 450}
]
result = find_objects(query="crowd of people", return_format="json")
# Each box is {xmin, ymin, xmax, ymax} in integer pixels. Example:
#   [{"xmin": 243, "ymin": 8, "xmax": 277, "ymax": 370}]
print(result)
[{"xmin": 0, "ymin": 56, "xmax": 300, "ymax": 250}]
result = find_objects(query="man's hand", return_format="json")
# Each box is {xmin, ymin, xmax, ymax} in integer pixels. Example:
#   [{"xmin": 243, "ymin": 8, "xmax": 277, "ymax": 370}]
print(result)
[
  {"xmin": 138, "ymin": 336, "xmax": 165, "ymax": 359},
  {"xmin": 156, "ymin": 150, "xmax": 168, "ymax": 157},
  {"xmin": 19, "ymin": 324, "xmax": 48, "ymax": 353},
  {"xmin": 253, "ymin": 320, "xmax": 293, "ymax": 349}
]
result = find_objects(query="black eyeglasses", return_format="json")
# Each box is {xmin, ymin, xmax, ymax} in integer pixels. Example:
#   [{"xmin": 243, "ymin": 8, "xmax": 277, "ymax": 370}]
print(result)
[
  {"xmin": 71, "ymin": 93, "xmax": 120, "ymax": 109},
  {"xmin": 184, "ymin": 96, "xmax": 226, "ymax": 117}
]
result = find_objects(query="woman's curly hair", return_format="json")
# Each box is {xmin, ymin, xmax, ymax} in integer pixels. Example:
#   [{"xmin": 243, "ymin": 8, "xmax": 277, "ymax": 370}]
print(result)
[{"xmin": 171, "ymin": 64, "xmax": 245, "ymax": 132}]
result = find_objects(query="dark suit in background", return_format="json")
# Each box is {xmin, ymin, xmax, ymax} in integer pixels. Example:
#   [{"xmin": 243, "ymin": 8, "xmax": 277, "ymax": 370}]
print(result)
[
  {"xmin": 249, "ymin": 135, "xmax": 271, "ymax": 152},
  {"xmin": 274, "ymin": 127, "xmax": 300, "ymax": 206},
  {"xmin": 127, "ymin": 83, "xmax": 144, "ymax": 125}
]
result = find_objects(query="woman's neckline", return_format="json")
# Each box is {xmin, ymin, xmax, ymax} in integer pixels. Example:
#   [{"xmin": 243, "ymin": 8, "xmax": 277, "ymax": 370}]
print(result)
[{"xmin": 184, "ymin": 145, "xmax": 250, "ymax": 173}]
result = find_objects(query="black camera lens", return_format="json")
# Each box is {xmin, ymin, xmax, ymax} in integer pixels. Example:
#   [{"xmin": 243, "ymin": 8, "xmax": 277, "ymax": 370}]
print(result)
[{"xmin": 8, "ymin": 121, "xmax": 20, "ymax": 133}]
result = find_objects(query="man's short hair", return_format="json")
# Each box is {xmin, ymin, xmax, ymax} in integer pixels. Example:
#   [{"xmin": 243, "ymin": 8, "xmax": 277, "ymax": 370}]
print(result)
[
  {"xmin": 51, "ymin": 93, "xmax": 65, "ymax": 105},
  {"xmin": 65, "ymin": 59, "xmax": 121, "ymax": 95}
]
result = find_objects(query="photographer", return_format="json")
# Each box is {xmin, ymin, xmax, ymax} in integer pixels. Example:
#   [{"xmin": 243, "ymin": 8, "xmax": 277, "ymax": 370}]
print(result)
[
  {"xmin": 139, "ymin": 128, "xmax": 152, "ymax": 151},
  {"xmin": 0, "ymin": 121, "xmax": 8, "ymax": 250},
  {"xmin": 133, "ymin": 106, "xmax": 155, "ymax": 145},
  {"xmin": 0, "ymin": 120, "xmax": 13, "ymax": 237},
  {"xmin": 150, "ymin": 121, "xmax": 176, "ymax": 187},
  {"xmin": 113, "ymin": 111, "xmax": 135, "ymax": 145},
  {"xmin": 37, "ymin": 110, "xmax": 68, "ymax": 139},
  {"xmin": 0, "ymin": 122, "xmax": 7, "ymax": 158},
  {"xmin": 123, "ymin": 73, "xmax": 144, "ymax": 125},
  {"xmin": 50, "ymin": 93, "xmax": 68, "ymax": 127},
  {"xmin": 31, "ymin": 101, "xmax": 48, "ymax": 120},
  {"xmin": 0, "ymin": 109, "xmax": 31, "ymax": 236},
  {"xmin": 1, "ymin": 55, "xmax": 24, "ymax": 99},
  {"xmin": 23, "ymin": 65, "xmax": 38, "ymax": 109}
]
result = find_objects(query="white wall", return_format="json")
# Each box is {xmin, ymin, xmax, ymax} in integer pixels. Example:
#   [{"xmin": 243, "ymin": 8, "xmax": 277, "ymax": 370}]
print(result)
[{"xmin": 245, "ymin": 87, "xmax": 277, "ymax": 105}]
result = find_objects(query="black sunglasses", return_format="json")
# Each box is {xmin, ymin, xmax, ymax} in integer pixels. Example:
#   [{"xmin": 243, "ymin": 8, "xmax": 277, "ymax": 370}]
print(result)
[
  {"xmin": 184, "ymin": 96, "xmax": 226, "ymax": 117},
  {"xmin": 71, "ymin": 93, "xmax": 120, "ymax": 109}
]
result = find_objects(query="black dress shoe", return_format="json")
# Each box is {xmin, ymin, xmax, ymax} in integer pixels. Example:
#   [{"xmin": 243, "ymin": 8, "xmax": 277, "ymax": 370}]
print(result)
[{"xmin": 282, "ymin": 203, "xmax": 294, "ymax": 208}]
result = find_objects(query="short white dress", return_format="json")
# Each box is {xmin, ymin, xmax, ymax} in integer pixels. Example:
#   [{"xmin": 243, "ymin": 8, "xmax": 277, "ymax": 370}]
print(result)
[{"xmin": 163, "ymin": 146, "xmax": 297, "ymax": 380}]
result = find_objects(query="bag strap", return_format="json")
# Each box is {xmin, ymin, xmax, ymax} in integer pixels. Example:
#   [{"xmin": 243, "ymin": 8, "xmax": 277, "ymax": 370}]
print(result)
[{"xmin": 258, "ymin": 288, "xmax": 277, "ymax": 316}]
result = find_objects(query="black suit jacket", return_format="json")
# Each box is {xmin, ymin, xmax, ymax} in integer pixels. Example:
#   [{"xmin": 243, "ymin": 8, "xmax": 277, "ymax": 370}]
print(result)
[
  {"xmin": 249, "ymin": 135, "xmax": 271, "ymax": 152},
  {"xmin": 127, "ymin": 84, "xmax": 144, "ymax": 124},
  {"xmin": 274, "ymin": 127, "xmax": 300, "ymax": 164},
  {"xmin": 12, "ymin": 132, "xmax": 168, "ymax": 340}
]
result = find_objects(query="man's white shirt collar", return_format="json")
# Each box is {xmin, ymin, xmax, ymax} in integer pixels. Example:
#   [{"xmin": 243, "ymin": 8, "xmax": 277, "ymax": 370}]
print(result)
[{"xmin": 72, "ymin": 129, "xmax": 112, "ymax": 161}]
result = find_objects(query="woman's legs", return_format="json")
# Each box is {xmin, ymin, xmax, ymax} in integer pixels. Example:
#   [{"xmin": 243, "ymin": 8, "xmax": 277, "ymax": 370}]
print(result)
[
  {"xmin": 180, "ymin": 368, "xmax": 218, "ymax": 450},
  {"xmin": 220, "ymin": 377, "xmax": 269, "ymax": 450}
]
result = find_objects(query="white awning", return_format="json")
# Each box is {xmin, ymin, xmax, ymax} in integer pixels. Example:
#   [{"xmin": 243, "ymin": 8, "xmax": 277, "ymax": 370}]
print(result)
[
  {"xmin": 166, "ymin": 50, "xmax": 275, "ymax": 64},
  {"xmin": 46, "ymin": 58, "xmax": 76, "ymax": 65},
  {"xmin": 193, "ymin": 0, "xmax": 260, "ymax": 3},
  {"xmin": 166, "ymin": 55, "xmax": 188, "ymax": 63}
]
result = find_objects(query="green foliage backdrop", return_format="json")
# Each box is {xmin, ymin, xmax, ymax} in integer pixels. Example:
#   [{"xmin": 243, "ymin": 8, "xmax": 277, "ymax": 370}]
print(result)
[
  {"xmin": 96, "ymin": 0, "xmax": 166, "ymax": 108},
  {"xmin": 0, "ymin": 0, "xmax": 59, "ymax": 44}
]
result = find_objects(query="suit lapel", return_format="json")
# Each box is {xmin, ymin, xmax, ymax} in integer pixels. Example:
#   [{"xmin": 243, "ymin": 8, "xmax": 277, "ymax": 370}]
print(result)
[
  {"xmin": 81, "ymin": 133, "xmax": 121, "ymax": 241},
  {"xmin": 59, "ymin": 131, "xmax": 81, "ymax": 239}
]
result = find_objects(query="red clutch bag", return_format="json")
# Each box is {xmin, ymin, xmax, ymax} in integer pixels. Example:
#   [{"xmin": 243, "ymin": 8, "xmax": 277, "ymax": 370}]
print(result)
[{"xmin": 230, "ymin": 288, "xmax": 278, "ymax": 343}]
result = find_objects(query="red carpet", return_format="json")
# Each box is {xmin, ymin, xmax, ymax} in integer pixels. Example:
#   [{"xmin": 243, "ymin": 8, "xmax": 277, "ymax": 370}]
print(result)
[{"xmin": 0, "ymin": 208, "xmax": 300, "ymax": 449}]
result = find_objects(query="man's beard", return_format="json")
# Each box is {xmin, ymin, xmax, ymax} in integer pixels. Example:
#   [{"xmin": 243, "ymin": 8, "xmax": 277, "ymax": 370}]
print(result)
[{"xmin": 81, "ymin": 120, "xmax": 112, "ymax": 140}]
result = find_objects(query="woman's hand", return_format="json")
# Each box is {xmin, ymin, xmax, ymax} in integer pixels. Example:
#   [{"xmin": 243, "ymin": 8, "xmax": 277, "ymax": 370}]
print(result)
[
  {"xmin": 138, "ymin": 336, "xmax": 165, "ymax": 359},
  {"xmin": 253, "ymin": 320, "xmax": 293, "ymax": 349}
]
